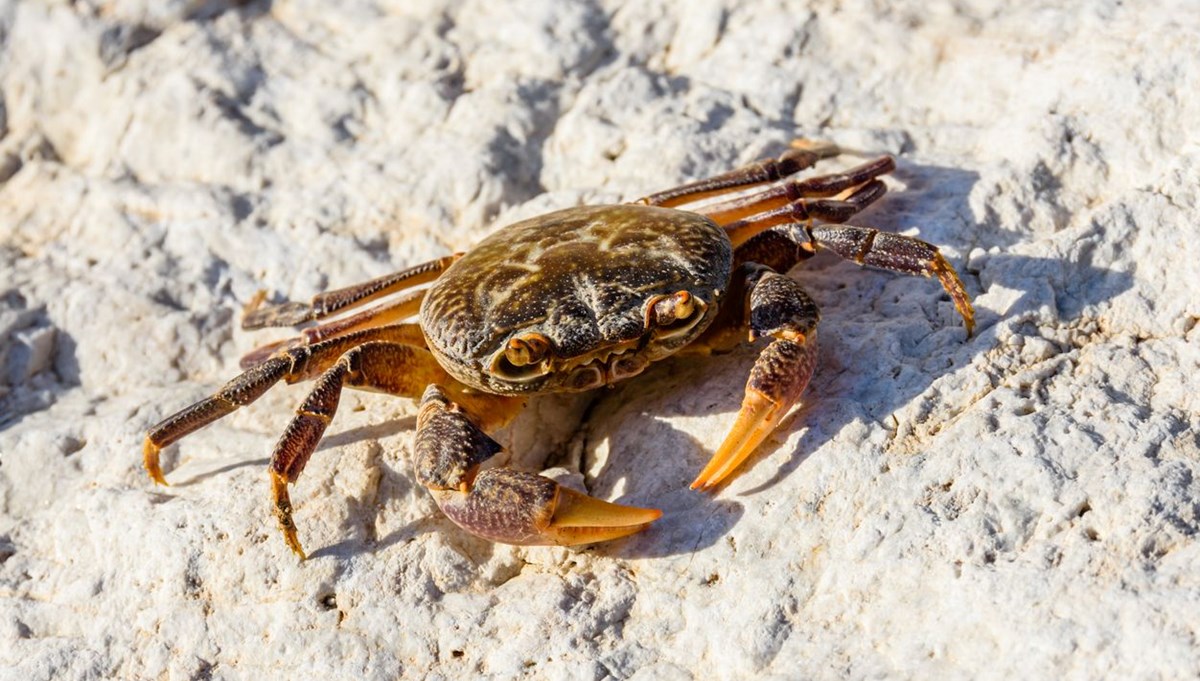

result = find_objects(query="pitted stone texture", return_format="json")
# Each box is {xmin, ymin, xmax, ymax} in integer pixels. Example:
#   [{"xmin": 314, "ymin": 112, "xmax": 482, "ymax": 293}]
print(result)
[{"xmin": 1, "ymin": 2, "xmax": 1198, "ymax": 680}]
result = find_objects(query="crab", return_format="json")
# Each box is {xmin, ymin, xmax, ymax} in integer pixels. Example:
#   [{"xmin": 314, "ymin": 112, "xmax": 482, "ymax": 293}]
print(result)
[{"xmin": 143, "ymin": 140, "xmax": 975, "ymax": 559}]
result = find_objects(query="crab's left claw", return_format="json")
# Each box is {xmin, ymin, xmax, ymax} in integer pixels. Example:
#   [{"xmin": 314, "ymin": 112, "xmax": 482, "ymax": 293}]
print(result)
[
  {"xmin": 690, "ymin": 333, "xmax": 818, "ymax": 490},
  {"xmin": 692, "ymin": 270, "xmax": 820, "ymax": 490},
  {"xmin": 417, "ymin": 385, "xmax": 661, "ymax": 546}
]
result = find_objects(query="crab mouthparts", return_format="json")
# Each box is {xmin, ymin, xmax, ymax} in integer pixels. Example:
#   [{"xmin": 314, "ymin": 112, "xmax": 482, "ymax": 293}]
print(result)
[
  {"xmin": 488, "ymin": 336, "xmax": 654, "ymax": 389},
  {"xmin": 576, "ymin": 342, "xmax": 651, "ymax": 385}
]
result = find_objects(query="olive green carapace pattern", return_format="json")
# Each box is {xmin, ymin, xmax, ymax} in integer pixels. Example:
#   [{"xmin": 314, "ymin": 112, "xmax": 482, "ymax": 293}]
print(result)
[{"xmin": 420, "ymin": 204, "xmax": 733, "ymax": 394}]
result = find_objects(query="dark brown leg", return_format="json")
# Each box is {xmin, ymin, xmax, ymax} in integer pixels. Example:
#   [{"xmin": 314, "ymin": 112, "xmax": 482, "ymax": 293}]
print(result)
[
  {"xmin": 266, "ymin": 342, "xmax": 522, "ymax": 558},
  {"xmin": 727, "ymin": 222, "xmax": 975, "ymax": 333},
  {"xmin": 811, "ymin": 224, "xmax": 975, "ymax": 335},
  {"xmin": 242, "ymin": 254, "xmax": 460, "ymax": 329},
  {"xmin": 144, "ymin": 324, "xmax": 428, "ymax": 484},
  {"xmin": 691, "ymin": 267, "xmax": 821, "ymax": 489},
  {"xmin": 635, "ymin": 139, "xmax": 841, "ymax": 208},
  {"xmin": 723, "ymin": 180, "xmax": 888, "ymax": 247},
  {"xmin": 414, "ymin": 385, "xmax": 661, "ymax": 547},
  {"xmin": 699, "ymin": 156, "xmax": 896, "ymax": 224}
]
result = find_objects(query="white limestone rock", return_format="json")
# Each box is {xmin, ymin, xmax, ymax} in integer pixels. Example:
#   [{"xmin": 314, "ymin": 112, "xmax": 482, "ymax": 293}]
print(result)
[{"xmin": 1, "ymin": 1, "xmax": 1198, "ymax": 679}]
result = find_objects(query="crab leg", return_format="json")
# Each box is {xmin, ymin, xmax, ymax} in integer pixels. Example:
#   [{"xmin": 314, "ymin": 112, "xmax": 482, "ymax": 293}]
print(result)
[
  {"xmin": 692, "ymin": 268, "xmax": 821, "ymax": 490},
  {"xmin": 723, "ymin": 180, "xmax": 888, "ymax": 247},
  {"xmin": 810, "ymin": 224, "xmax": 975, "ymax": 335},
  {"xmin": 240, "ymin": 290, "xmax": 426, "ymax": 368},
  {"xmin": 416, "ymin": 385, "xmax": 661, "ymax": 546},
  {"xmin": 730, "ymin": 222, "xmax": 974, "ymax": 335},
  {"xmin": 143, "ymin": 323, "xmax": 426, "ymax": 484},
  {"xmin": 242, "ymin": 254, "xmax": 460, "ymax": 329},
  {"xmin": 699, "ymin": 156, "xmax": 896, "ymax": 225},
  {"xmin": 266, "ymin": 343, "xmax": 524, "ymax": 558},
  {"xmin": 636, "ymin": 139, "xmax": 841, "ymax": 208}
]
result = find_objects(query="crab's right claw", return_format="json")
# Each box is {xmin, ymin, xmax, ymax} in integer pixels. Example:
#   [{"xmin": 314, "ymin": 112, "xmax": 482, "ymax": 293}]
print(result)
[
  {"xmin": 429, "ymin": 469, "xmax": 662, "ymax": 546},
  {"xmin": 692, "ymin": 271, "xmax": 821, "ymax": 491}
]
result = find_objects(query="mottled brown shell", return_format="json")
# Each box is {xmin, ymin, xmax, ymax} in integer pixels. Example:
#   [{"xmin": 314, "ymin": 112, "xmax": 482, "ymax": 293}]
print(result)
[{"xmin": 420, "ymin": 204, "xmax": 733, "ymax": 394}]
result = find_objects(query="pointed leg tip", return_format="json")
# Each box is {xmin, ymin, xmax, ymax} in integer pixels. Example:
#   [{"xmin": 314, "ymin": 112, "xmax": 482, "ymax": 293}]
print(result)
[
  {"xmin": 270, "ymin": 470, "xmax": 307, "ymax": 560},
  {"xmin": 242, "ymin": 289, "xmax": 268, "ymax": 317},
  {"xmin": 285, "ymin": 534, "xmax": 308, "ymax": 561},
  {"xmin": 142, "ymin": 438, "xmax": 169, "ymax": 486}
]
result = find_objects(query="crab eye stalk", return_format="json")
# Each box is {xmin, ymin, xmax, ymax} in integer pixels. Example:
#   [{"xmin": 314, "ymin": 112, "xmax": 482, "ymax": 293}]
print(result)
[
  {"xmin": 645, "ymin": 290, "xmax": 708, "ymax": 340},
  {"xmin": 490, "ymin": 332, "xmax": 553, "ymax": 383}
]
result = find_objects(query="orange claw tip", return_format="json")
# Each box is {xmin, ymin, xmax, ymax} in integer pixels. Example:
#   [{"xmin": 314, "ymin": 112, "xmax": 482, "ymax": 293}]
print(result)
[
  {"xmin": 142, "ymin": 437, "xmax": 169, "ymax": 486},
  {"xmin": 691, "ymin": 391, "xmax": 785, "ymax": 492},
  {"xmin": 551, "ymin": 487, "xmax": 663, "ymax": 528},
  {"xmin": 546, "ymin": 487, "xmax": 662, "ymax": 546}
]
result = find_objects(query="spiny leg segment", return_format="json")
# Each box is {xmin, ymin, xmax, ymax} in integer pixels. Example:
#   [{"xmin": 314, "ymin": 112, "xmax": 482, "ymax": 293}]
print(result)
[
  {"xmin": 810, "ymin": 224, "xmax": 975, "ymax": 335},
  {"xmin": 722, "ymin": 180, "xmax": 889, "ymax": 247},
  {"xmin": 635, "ymin": 140, "xmax": 842, "ymax": 208},
  {"xmin": 239, "ymin": 290, "xmax": 427, "ymax": 368},
  {"xmin": 698, "ymin": 156, "xmax": 895, "ymax": 224}
]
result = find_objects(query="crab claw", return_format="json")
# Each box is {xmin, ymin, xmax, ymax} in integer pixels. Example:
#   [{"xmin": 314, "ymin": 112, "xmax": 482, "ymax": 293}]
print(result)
[
  {"xmin": 430, "ymin": 469, "xmax": 661, "ymax": 546},
  {"xmin": 691, "ymin": 384, "xmax": 792, "ymax": 490},
  {"xmin": 691, "ymin": 317, "xmax": 819, "ymax": 490},
  {"xmin": 547, "ymin": 485, "xmax": 663, "ymax": 545}
]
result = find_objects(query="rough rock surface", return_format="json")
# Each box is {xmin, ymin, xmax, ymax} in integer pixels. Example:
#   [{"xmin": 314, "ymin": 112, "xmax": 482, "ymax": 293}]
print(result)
[{"xmin": 2, "ymin": 1, "xmax": 1198, "ymax": 679}]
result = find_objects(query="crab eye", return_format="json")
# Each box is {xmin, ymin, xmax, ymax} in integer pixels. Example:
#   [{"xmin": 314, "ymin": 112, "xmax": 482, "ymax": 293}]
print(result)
[
  {"xmin": 504, "ymin": 333, "xmax": 551, "ymax": 366},
  {"xmin": 489, "ymin": 332, "xmax": 553, "ymax": 383},
  {"xmin": 645, "ymin": 291, "xmax": 707, "ymax": 340}
]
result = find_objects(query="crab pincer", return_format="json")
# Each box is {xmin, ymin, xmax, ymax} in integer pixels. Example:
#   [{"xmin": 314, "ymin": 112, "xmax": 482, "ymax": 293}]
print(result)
[
  {"xmin": 416, "ymin": 386, "xmax": 662, "ymax": 545},
  {"xmin": 691, "ymin": 268, "xmax": 821, "ymax": 490}
]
